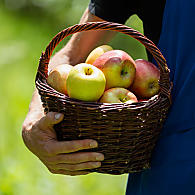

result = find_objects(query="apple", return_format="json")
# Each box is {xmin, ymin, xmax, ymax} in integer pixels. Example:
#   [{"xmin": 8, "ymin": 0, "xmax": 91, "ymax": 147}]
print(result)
[
  {"xmin": 47, "ymin": 64, "xmax": 73, "ymax": 95},
  {"xmin": 85, "ymin": 45, "xmax": 113, "ymax": 65},
  {"xmin": 138, "ymin": 99, "xmax": 148, "ymax": 102},
  {"xmin": 99, "ymin": 87, "xmax": 138, "ymax": 104},
  {"xmin": 130, "ymin": 59, "xmax": 160, "ymax": 98},
  {"xmin": 66, "ymin": 63, "xmax": 106, "ymax": 101},
  {"xmin": 93, "ymin": 50, "xmax": 136, "ymax": 90}
]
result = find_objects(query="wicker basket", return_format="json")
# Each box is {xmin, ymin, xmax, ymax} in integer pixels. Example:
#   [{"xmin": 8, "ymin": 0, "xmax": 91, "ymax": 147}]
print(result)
[{"xmin": 35, "ymin": 21, "xmax": 172, "ymax": 175}]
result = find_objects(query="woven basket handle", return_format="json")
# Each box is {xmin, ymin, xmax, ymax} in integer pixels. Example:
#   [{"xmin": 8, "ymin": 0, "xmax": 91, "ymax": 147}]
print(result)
[{"xmin": 36, "ymin": 21, "xmax": 171, "ymax": 97}]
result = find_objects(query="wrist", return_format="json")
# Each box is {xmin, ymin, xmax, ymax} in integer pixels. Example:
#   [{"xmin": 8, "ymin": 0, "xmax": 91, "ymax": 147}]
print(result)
[
  {"xmin": 22, "ymin": 109, "xmax": 45, "ymax": 151},
  {"xmin": 22, "ymin": 110, "xmax": 44, "ymax": 132}
]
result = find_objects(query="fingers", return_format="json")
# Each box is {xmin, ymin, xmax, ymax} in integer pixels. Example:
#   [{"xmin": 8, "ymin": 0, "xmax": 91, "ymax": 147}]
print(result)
[
  {"xmin": 49, "ymin": 161, "xmax": 101, "ymax": 172},
  {"xmin": 48, "ymin": 169, "xmax": 90, "ymax": 176},
  {"xmin": 34, "ymin": 112, "xmax": 104, "ymax": 176},
  {"xmin": 45, "ymin": 152, "xmax": 104, "ymax": 164},
  {"xmin": 37, "ymin": 112, "xmax": 99, "ymax": 154},
  {"xmin": 46, "ymin": 139, "xmax": 99, "ymax": 155},
  {"xmin": 37, "ymin": 112, "xmax": 64, "ymax": 131},
  {"xmin": 42, "ymin": 152, "xmax": 104, "ymax": 175},
  {"xmin": 58, "ymin": 152, "xmax": 104, "ymax": 164}
]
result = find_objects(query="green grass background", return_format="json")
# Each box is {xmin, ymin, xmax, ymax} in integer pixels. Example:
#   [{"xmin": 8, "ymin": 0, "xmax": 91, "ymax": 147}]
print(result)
[{"xmin": 0, "ymin": 0, "xmax": 147, "ymax": 194}]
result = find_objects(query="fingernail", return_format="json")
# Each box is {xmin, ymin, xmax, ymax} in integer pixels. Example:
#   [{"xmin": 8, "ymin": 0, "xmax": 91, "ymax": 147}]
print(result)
[
  {"xmin": 93, "ymin": 162, "xmax": 101, "ymax": 168},
  {"xmin": 96, "ymin": 154, "xmax": 104, "ymax": 161},
  {"xmin": 90, "ymin": 141, "xmax": 98, "ymax": 148},
  {"xmin": 55, "ymin": 113, "xmax": 62, "ymax": 120}
]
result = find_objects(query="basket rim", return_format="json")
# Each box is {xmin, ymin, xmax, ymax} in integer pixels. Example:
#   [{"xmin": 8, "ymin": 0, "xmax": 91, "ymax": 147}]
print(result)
[
  {"xmin": 36, "ymin": 21, "xmax": 172, "ymax": 103},
  {"xmin": 36, "ymin": 77, "xmax": 170, "ymax": 111}
]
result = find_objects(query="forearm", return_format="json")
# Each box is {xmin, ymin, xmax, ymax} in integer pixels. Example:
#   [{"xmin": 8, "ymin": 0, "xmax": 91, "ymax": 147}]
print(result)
[
  {"xmin": 23, "ymin": 89, "xmax": 44, "ymax": 131},
  {"xmin": 49, "ymin": 8, "xmax": 116, "ymax": 69}
]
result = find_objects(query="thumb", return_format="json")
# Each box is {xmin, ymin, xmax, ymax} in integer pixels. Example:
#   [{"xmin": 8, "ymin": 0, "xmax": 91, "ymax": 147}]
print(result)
[{"xmin": 37, "ymin": 112, "xmax": 64, "ymax": 131}]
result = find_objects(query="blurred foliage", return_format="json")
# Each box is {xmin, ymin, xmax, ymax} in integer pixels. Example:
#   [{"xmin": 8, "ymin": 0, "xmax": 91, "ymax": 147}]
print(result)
[{"xmin": 0, "ymin": 0, "xmax": 147, "ymax": 195}]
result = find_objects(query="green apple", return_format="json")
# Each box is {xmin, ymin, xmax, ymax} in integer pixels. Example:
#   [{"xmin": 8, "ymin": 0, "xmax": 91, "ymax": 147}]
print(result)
[
  {"xmin": 66, "ymin": 63, "xmax": 106, "ymax": 101},
  {"xmin": 99, "ymin": 87, "xmax": 138, "ymax": 104}
]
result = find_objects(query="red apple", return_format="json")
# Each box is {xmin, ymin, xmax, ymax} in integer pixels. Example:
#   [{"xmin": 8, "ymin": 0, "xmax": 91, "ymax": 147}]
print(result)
[
  {"xmin": 130, "ymin": 59, "xmax": 160, "ymax": 98},
  {"xmin": 47, "ymin": 64, "xmax": 73, "ymax": 95},
  {"xmin": 93, "ymin": 50, "xmax": 136, "ymax": 90},
  {"xmin": 138, "ymin": 99, "xmax": 148, "ymax": 102},
  {"xmin": 99, "ymin": 87, "xmax": 138, "ymax": 104}
]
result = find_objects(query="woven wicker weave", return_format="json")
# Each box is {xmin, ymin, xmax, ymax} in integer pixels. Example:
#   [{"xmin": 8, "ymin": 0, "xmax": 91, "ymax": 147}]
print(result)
[{"xmin": 35, "ymin": 21, "xmax": 172, "ymax": 175}]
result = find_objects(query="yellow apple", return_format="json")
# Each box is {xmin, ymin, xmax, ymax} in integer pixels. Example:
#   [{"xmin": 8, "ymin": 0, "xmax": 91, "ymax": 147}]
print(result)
[
  {"xmin": 85, "ymin": 45, "xmax": 113, "ymax": 65},
  {"xmin": 66, "ymin": 63, "xmax": 106, "ymax": 102},
  {"xmin": 99, "ymin": 88, "xmax": 138, "ymax": 104},
  {"xmin": 47, "ymin": 64, "xmax": 73, "ymax": 95}
]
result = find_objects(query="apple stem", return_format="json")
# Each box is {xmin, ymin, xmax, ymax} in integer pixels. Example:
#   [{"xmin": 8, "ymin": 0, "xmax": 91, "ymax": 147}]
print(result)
[
  {"xmin": 120, "ymin": 97, "xmax": 127, "ymax": 103},
  {"xmin": 121, "ymin": 68, "xmax": 128, "ymax": 76},
  {"xmin": 149, "ymin": 82, "xmax": 155, "ymax": 89},
  {"xmin": 85, "ymin": 68, "xmax": 92, "ymax": 75},
  {"xmin": 121, "ymin": 70, "xmax": 126, "ymax": 75}
]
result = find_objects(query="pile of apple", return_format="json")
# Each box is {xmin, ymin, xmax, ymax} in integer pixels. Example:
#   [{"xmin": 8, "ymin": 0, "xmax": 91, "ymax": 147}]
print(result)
[{"xmin": 47, "ymin": 45, "xmax": 160, "ymax": 104}]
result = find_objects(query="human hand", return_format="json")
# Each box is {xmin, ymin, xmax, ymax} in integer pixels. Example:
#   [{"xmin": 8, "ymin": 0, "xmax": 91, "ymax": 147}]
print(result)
[{"xmin": 22, "ymin": 112, "xmax": 104, "ymax": 176}]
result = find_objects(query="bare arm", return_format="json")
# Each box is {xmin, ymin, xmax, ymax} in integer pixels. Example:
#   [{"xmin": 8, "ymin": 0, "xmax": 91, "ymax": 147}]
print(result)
[
  {"xmin": 49, "ymin": 8, "xmax": 116, "ymax": 68},
  {"xmin": 22, "ymin": 7, "xmax": 115, "ymax": 176},
  {"xmin": 23, "ymin": 7, "xmax": 115, "ymax": 139}
]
